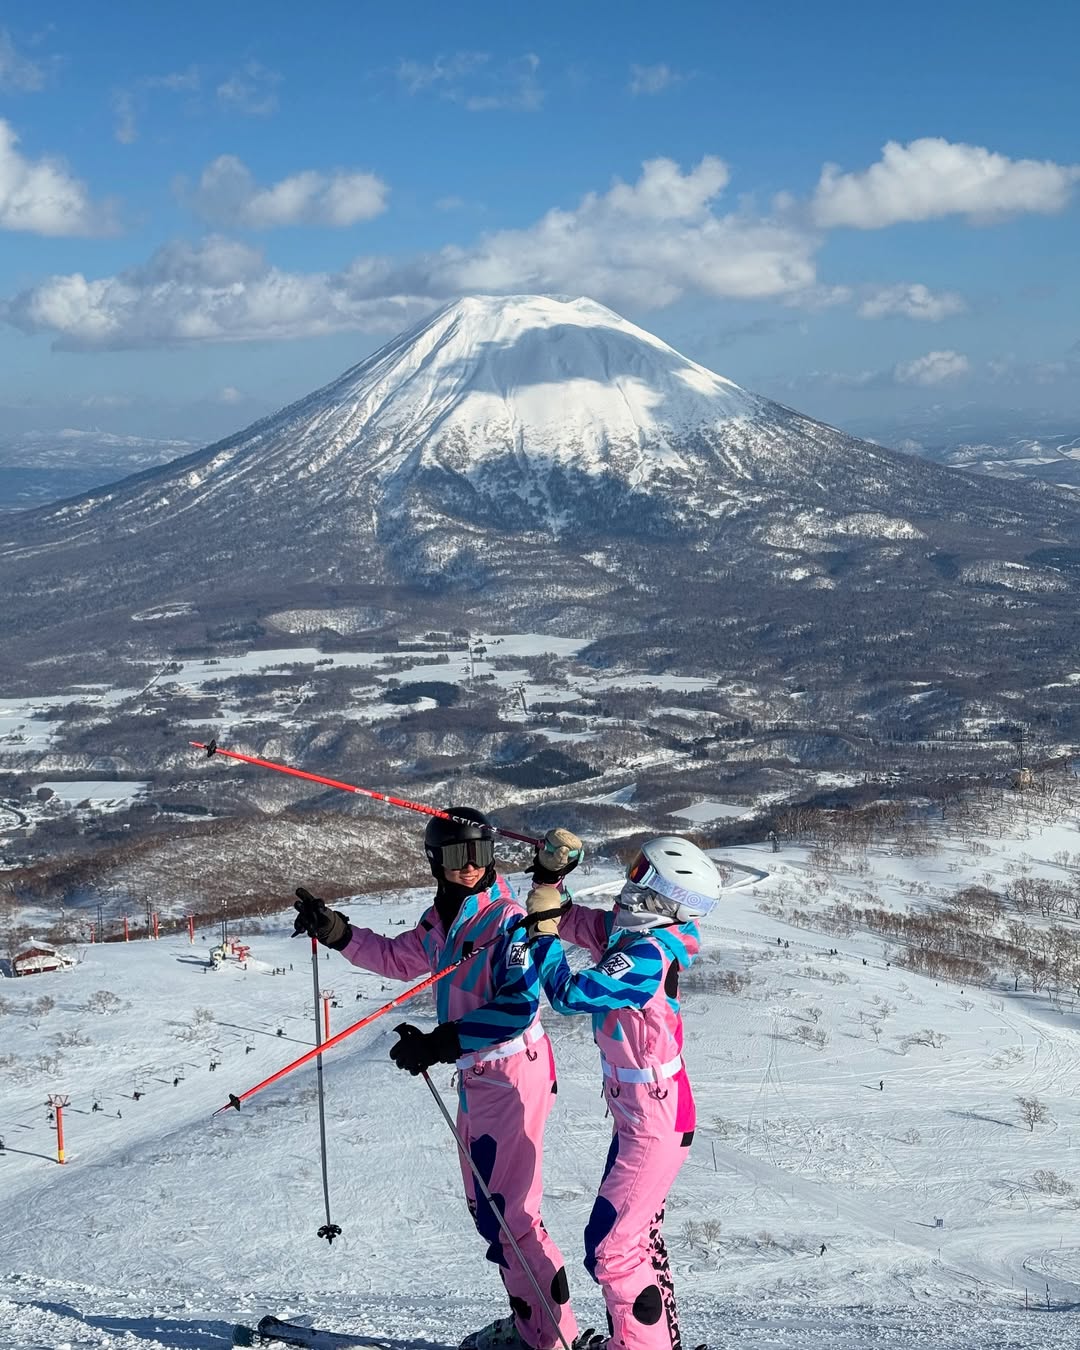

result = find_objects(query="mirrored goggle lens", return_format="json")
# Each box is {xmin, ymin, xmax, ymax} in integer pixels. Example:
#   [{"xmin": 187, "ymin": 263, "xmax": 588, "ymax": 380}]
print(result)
[
  {"xmin": 440, "ymin": 838, "xmax": 495, "ymax": 870},
  {"xmin": 626, "ymin": 851, "xmax": 654, "ymax": 885}
]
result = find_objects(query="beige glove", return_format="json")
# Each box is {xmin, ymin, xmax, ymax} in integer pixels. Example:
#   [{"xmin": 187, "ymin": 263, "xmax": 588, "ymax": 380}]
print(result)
[
  {"xmin": 526, "ymin": 884, "xmax": 567, "ymax": 939},
  {"xmin": 529, "ymin": 827, "xmax": 585, "ymax": 883}
]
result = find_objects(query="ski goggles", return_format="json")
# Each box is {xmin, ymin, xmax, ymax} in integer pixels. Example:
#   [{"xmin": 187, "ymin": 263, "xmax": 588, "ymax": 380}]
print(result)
[
  {"xmin": 624, "ymin": 850, "xmax": 719, "ymax": 917},
  {"xmin": 438, "ymin": 838, "xmax": 496, "ymax": 871}
]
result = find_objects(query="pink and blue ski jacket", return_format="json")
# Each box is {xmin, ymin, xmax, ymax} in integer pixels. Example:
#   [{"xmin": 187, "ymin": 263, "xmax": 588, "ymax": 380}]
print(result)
[
  {"xmin": 338, "ymin": 874, "xmax": 539, "ymax": 1052},
  {"xmin": 532, "ymin": 902, "xmax": 699, "ymax": 1125}
]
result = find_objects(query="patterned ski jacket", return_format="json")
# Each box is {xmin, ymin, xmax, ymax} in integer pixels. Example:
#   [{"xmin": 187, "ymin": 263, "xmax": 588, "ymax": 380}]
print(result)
[
  {"xmin": 532, "ymin": 901, "xmax": 699, "ymax": 1080},
  {"xmin": 338, "ymin": 874, "xmax": 540, "ymax": 1054}
]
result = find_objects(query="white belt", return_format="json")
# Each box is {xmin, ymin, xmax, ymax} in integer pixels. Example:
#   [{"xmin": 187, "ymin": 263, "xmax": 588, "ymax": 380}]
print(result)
[
  {"xmin": 601, "ymin": 1054, "xmax": 683, "ymax": 1085},
  {"xmin": 456, "ymin": 1021, "xmax": 546, "ymax": 1071}
]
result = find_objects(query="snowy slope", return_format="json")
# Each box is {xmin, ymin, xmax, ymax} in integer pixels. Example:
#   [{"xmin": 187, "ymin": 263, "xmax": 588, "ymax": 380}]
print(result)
[{"xmin": 4, "ymin": 801, "xmax": 1080, "ymax": 1349}]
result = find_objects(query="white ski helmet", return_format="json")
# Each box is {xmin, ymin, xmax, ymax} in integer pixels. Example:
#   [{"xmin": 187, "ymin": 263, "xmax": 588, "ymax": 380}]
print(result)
[{"xmin": 615, "ymin": 836, "xmax": 722, "ymax": 930}]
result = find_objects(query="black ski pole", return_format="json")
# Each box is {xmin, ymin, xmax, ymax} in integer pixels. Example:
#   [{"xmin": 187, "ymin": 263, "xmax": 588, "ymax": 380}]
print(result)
[
  {"xmin": 309, "ymin": 936, "xmax": 341, "ymax": 1244},
  {"xmin": 420, "ymin": 1070, "xmax": 571, "ymax": 1350}
]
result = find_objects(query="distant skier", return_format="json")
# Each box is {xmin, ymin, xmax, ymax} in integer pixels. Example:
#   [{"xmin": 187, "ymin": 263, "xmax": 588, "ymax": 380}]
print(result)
[
  {"xmin": 526, "ymin": 833, "xmax": 721, "ymax": 1350},
  {"xmin": 295, "ymin": 809, "xmax": 580, "ymax": 1350},
  {"xmin": 767, "ymin": 829, "xmax": 779, "ymax": 853},
  {"xmin": 819, "ymin": 1242, "xmax": 827, "ymax": 1256},
  {"xmin": 879, "ymin": 1080, "xmax": 884, "ymax": 1092}
]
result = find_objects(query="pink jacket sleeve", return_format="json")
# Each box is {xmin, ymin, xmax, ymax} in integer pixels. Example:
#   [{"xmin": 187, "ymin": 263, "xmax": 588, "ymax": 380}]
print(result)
[
  {"xmin": 338, "ymin": 921, "xmax": 430, "ymax": 981},
  {"xmin": 559, "ymin": 902, "xmax": 611, "ymax": 962}
]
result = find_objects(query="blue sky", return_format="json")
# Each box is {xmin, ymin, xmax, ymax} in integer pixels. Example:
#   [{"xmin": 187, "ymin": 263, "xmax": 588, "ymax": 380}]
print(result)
[{"xmin": 0, "ymin": 0, "xmax": 1078, "ymax": 445}]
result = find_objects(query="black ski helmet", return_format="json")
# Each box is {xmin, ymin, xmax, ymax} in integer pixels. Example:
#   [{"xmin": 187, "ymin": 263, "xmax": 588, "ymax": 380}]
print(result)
[{"xmin": 424, "ymin": 807, "xmax": 494, "ymax": 876}]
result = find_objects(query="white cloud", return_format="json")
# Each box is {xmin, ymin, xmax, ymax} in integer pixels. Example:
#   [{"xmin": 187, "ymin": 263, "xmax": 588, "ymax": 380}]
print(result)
[
  {"xmin": 435, "ymin": 195, "xmax": 466, "ymax": 212},
  {"xmin": 112, "ymin": 91, "xmax": 138, "ymax": 145},
  {"xmin": 111, "ymin": 68, "xmax": 201, "ymax": 145},
  {"xmin": 80, "ymin": 393, "xmax": 133, "ymax": 408},
  {"xmin": 2, "ymin": 158, "xmax": 825, "ymax": 349},
  {"xmin": 217, "ymin": 385, "xmax": 244, "ymax": 404},
  {"xmin": 0, "ymin": 119, "xmax": 115, "ymax": 236},
  {"xmin": 628, "ymin": 63, "xmax": 683, "ymax": 95},
  {"xmin": 217, "ymin": 61, "xmax": 281, "ymax": 116},
  {"xmin": 397, "ymin": 51, "xmax": 489, "ymax": 94},
  {"xmin": 0, "ymin": 29, "xmax": 45, "ymax": 92},
  {"xmin": 858, "ymin": 283, "xmax": 967, "ymax": 322},
  {"xmin": 397, "ymin": 51, "xmax": 543, "ymax": 111},
  {"xmin": 893, "ymin": 350, "xmax": 972, "ymax": 386},
  {"xmin": 183, "ymin": 155, "xmax": 389, "ymax": 229},
  {"xmin": 812, "ymin": 137, "xmax": 1080, "ymax": 228},
  {"xmin": 145, "ymin": 67, "xmax": 200, "ymax": 93}
]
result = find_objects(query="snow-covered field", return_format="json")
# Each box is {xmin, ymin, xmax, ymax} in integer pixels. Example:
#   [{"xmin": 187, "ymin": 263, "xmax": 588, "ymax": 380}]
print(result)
[
  {"xmin": 4, "ymin": 800, "xmax": 1080, "ymax": 1349},
  {"xmin": 0, "ymin": 629, "xmax": 724, "ymax": 767}
]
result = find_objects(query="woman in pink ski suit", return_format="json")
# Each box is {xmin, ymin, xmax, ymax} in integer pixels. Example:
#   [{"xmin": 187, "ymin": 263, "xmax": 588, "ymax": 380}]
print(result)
[
  {"xmin": 294, "ymin": 809, "xmax": 581, "ymax": 1350},
  {"xmin": 525, "ymin": 834, "xmax": 722, "ymax": 1350}
]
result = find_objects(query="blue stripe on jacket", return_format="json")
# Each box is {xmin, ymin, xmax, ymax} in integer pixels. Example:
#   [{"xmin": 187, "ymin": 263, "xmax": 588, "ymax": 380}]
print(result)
[
  {"xmin": 531, "ymin": 932, "xmax": 664, "ymax": 1015},
  {"xmin": 430, "ymin": 888, "xmax": 539, "ymax": 1053}
]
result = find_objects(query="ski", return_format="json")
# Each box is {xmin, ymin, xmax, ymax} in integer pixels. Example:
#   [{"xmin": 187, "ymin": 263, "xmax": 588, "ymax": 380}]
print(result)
[{"xmin": 234, "ymin": 1314, "xmax": 393, "ymax": 1349}]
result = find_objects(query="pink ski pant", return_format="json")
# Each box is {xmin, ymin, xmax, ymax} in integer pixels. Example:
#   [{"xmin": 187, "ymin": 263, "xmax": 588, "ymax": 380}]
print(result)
[
  {"xmin": 457, "ymin": 1036, "xmax": 578, "ymax": 1350},
  {"xmin": 584, "ymin": 1075, "xmax": 694, "ymax": 1350}
]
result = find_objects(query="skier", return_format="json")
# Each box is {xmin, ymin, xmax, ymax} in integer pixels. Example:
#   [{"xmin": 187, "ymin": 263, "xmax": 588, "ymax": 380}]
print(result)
[
  {"xmin": 295, "ymin": 809, "xmax": 580, "ymax": 1350},
  {"xmin": 525, "ymin": 833, "xmax": 722, "ymax": 1350}
]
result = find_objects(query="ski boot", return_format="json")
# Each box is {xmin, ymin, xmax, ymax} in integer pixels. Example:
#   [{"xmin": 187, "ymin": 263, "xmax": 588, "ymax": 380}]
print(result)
[{"xmin": 460, "ymin": 1317, "xmax": 529, "ymax": 1350}]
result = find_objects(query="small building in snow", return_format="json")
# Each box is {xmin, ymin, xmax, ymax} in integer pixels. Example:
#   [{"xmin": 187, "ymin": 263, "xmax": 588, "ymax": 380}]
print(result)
[{"xmin": 12, "ymin": 942, "xmax": 74, "ymax": 977}]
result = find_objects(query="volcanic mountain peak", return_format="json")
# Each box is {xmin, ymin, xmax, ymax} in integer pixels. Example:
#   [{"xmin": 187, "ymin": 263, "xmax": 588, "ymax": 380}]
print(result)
[
  {"xmin": 293, "ymin": 292, "xmax": 762, "ymax": 464},
  {"xmin": 3, "ymin": 291, "xmax": 1078, "ymax": 665}
]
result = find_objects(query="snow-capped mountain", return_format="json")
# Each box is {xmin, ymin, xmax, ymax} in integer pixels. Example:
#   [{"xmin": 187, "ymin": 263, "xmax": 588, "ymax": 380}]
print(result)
[{"xmin": 1, "ymin": 295, "xmax": 1078, "ymax": 685}]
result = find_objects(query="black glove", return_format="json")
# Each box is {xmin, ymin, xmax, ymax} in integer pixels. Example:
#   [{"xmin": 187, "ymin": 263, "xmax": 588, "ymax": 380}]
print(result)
[
  {"xmin": 526, "ymin": 827, "xmax": 584, "ymax": 886},
  {"xmin": 389, "ymin": 1021, "xmax": 462, "ymax": 1075},
  {"xmin": 293, "ymin": 887, "xmax": 352, "ymax": 949}
]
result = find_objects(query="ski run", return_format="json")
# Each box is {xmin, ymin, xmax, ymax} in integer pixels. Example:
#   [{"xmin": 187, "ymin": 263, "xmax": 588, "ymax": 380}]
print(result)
[{"xmin": 4, "ymin": 793, "xmax": 1080, "ymax": 1350}]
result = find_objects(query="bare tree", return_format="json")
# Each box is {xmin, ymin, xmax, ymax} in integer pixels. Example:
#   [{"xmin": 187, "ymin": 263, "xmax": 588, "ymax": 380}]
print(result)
[{"xmin": 1017, "ymin": 1096, "xmax": 1052, "ymax": 1132}]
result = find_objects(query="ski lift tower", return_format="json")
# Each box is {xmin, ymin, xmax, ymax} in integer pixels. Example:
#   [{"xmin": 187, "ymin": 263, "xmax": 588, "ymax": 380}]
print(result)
[
  {"xmin": 1012, "ymin": 727, "xmax": 1034, "ymax": 789},
  {"xmin": 46, "ymin": 1093, "xmax": 70, "ymax": 1164}
]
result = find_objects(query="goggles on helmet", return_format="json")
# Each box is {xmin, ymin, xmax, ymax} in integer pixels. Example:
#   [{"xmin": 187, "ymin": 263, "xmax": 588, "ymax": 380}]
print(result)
[
  {"xmin": 624, "ymin": 849, "xmax": 719, "ymax": 918},
  {"xmin": 438, "ymin": 838, "xmax": 496, "ymax": 871}
]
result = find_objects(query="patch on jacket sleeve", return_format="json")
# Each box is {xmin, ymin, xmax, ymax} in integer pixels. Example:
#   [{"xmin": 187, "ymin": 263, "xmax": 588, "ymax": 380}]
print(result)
[
  {"xmin": 507, "ymin": 941, "xmax": 529, "ymax": 968},
  {"xmin": 599, "ymin": 952, "xmax": 633, "ymax": 979}
]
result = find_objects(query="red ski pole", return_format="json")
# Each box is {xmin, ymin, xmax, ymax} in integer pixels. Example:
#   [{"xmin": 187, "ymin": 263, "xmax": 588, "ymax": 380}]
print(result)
[
  {"xmin": 191, "ymin": 739, "xmax": 541, "ymax": 846},
  {"xmin": 212, "ymin": 935, "xmax": 500, "ymax": 1116}
]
